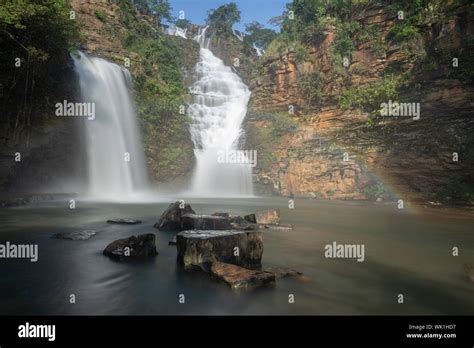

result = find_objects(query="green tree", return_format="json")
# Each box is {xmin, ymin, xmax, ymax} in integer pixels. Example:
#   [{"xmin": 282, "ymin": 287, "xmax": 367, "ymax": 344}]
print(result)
[
  {"xmin": 0, "ymin": 0, "xmax": 80, "ymax": 142},
  {"xmin": 149, "ymin": 0, "xmax": 172, "ymax": 23},
  {"xmin": 206, "ymin": 2, "xmax": 240, "ymax": 36},
  {"xmin": 244, "ymin": 21, "xmax": 277, "ymax": 49},
  {"xmin": 175, "ymin": 18, "xmax": 192, "ymax": 29}
]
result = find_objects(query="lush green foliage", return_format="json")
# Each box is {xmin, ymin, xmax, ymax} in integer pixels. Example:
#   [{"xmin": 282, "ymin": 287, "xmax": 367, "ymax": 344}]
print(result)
[
  {"xmin": 206, "ymin": 2, "xmax": 241, "ymax": 36},
  {"xmin": 243, "ymin": 21, "xmax": 277, "ymax": 50},
  {"xmin": 174, "ymin": 18, "xmax": 192, "ymax": 29},
  {"xmin": 245, "ymin": 112, "xmax": 298, "ymax": 171},
  {"xmin": 129, "ymin": 0, "xmax": 172, "ymax": 23},
  {"xmin": 338, "ymin": 75, "xmax": 400, "ymax": 117},
  {"xmin": 116, "ymin": 0, "xmax": 193, "ymax": 179},
  {"xmin": 298, "ymin": 72, "xmax": 324, "ymax": 108},
  {"xmin": 439, "ymin": 176, "xmax": 474, "ymax": 203},
  {"xmin": 94, "ymin": 10, "xmax": 106, "ymax": 22},
  {"xmin": 363, "ymin": 181, "xmax": 390, "ymax": 200},
  {"xmin": 0, "ymin": 0, "xmax": 80, "ymax": 141}
]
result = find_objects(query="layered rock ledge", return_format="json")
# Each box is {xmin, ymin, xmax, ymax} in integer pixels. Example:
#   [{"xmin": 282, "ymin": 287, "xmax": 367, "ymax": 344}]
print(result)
[
  {"xmin": 181, "ymin": 213, "xmax": 232, "ymax": 230},
  {"xmin": 176, "ymin": 230, "xmax": 263, "ymax": 271},
  {"xmin": 210, "ymin": 261, "xmax": 275, "ymax": 289}
]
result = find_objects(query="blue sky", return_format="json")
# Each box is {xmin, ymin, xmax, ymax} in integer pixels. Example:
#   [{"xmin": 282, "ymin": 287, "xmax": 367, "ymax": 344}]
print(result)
[{"xmin": 167, "ymin": 0, "xmax": 289, "ymax": 32}]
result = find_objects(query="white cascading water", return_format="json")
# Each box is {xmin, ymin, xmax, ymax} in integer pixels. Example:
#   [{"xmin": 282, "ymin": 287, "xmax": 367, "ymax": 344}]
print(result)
[
  {"xmin": 73, "ymin": 52, "xmax": 148, "ymax": 200},
  {"xmin": 187, "ymin": 27, "xmax": 253, "ymax": 197}
]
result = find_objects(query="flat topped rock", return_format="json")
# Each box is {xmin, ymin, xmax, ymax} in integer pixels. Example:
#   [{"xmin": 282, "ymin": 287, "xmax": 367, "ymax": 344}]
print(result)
[
  {"xmin": 176, "ymin": 229, "xmax": 263, "ymax": 271},
  {"xmin": 181, "ymin": 214, "xmax": 232, "ymax": 231},
  {"xmin": 211, "ymin": 261, "xmax": 275, "ymax": 289},
  {"xmin": 177, "ymin": 229, "xmax": 250, "ymax": 239},
  {"xmin": 107, "ymin": 218, "xmax": 142, "ymax": 224},
  {"xmin": 53, "ymin": 230, "xmax": 97, "ymax": 241}
]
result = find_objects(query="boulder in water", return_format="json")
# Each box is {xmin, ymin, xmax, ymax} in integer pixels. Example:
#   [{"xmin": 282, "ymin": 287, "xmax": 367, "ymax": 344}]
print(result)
[
  {"xmin": 210, "ymin": 261, "xmax": 275, "ymax": 289},
  {"xmin": 227, "ymin": 215, "xmax": 261, "ymax": 231},
  {"xmin": 176, "ymin": 230, "xmax": 263, "ymax": 271},
  {"xmin": 107, "ymin": 218, "xmax": 142, "ymax": 224},
  {"xmin": 181, "ymin": 213, "xmax": 232, "ymax": 230},
  {"xmin": 53, "ymin": 230, "xmax": 97, "ymax": 241},
  {"xmin": 244, "ymin": 209, "xmax": 280, "ymax": 224},
  {"xmin": 154, "ymin": 201, "xmax": 195, "ymax": 232},
  {"xmin": 103, "ymin": 233, "xmax": 158, "ymax": 261}
]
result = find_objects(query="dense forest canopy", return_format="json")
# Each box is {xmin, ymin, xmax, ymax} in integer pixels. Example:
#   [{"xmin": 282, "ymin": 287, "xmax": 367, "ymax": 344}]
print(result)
[{"xmin": 0, "ymin": 0, "xmax": 81, "ymax": 142}]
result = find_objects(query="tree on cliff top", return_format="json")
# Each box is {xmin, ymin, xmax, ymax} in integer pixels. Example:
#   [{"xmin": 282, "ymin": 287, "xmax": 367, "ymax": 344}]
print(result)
[
  {"xmin": 244, "ymin": 21, "xmax": 277, "ymax": 50},
  {"xmin": 131, "ymin": 0, "xmax": 172, "ymax": 23},
  {"xmin": 206, "ymin": 2, "xmax": 241, "ymax": 36}
]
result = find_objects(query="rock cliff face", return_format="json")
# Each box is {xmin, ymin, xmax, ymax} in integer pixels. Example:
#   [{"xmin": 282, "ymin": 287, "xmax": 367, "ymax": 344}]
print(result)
[
  {"xmin": 70, "ymin": 0, "xmax": 200, "ymax": 184},
  {"xmin": 245, "ymin": 3, "xmax": 474, "ymax": 204},
  {"xmin": 1, "ymin": 1, "xmax": 202, "ymax": 193}
]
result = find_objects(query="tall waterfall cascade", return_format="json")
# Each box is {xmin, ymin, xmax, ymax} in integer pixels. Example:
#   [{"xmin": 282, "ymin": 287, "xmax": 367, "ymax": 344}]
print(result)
[
  {"xmin": 73, "ymin": 52, "xmax": 148, "ymax": 200},
  {"xmin": 187, "ymin": 27, "xmax": 253, "ymax": 197}
]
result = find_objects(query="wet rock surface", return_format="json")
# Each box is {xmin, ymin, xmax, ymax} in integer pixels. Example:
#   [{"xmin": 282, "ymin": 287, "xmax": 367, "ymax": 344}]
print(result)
[
  {"xmin": 176, "ymin": 230, "xmax": 263, "ymax": 271},
  {"xmin": 212, "ymin": 212, "xmax": 230, "ymax": 218},
  {"xmin": 103, "ymin": 233, "xmax": 158, "ymax": 261},
  {"xmin": 210, "ymin": 261, "xmax": 275, "ymax": 289},
  {"xmin": 264, "ymin": 266, "xmax": 303, "ymax": 279},
  {"xmin": 244, "ymin": 209, "xmax": 280, "ymax": 224},
  {"xmin": 107, "ymin": 218, "xmax": 142, "ymax": 224},
  {"xmin": 168, "ymin": 236, "xmax": 177, "ymax": 246},
  {"xmin": 52, "ymin": 230, "xmax": 97, "ymax": 241},
  {"xmin": 263, "ymin": 223, "xmax": 293, "ymax": 230},
  {"xmin": 181, "ymin": 213, "xmax": 232, "ymax": 230},
  {"xmin": 154, "ymin": 201, "xmax": 195, "ymax": 232}
]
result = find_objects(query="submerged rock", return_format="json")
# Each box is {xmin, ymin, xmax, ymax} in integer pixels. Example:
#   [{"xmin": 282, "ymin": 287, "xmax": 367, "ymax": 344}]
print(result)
[
  {"xmin": 263, "ymin": 223, "xmax": 293, "ymax": 230},
  {"xmin": 244, "ymin": 209, "xmax": 280, "ymax": 224},
  {"xmin": 264, "ymin": 266, "xmax": 303, "ymax": 279},
  {"xmin": 107, "ymin": 218, "xmax": 142, "ymax": 224},
  {"xmin": 463, "ymin": 263, "xmax": 474, "ymax": 283},
  {"xmin": 103, "ymin": 233, "xmax": 158, "ymax": 261},
  {"xmin": 211, "ymin": 261, "xmax": 275, "ymax": 289},
  {"xmin": 154, "ymin": 201, "xmax": 195, "ymax": 232},
  {"xmin": 176, "ymin": 230, "xmax": 263, "ymax": 271},
  {"xmin": 181, "ymin": 213, "xmax": 232, "ymax": 230},
  {"xmin": 53, "ymin": 230, "xmax": 97, "ymax": 241}
]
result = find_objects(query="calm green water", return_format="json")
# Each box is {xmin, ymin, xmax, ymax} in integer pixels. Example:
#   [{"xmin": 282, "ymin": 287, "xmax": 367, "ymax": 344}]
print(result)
[{"xmin": 0, "ymin": 197, "xmax": 473, "ymax": 315}]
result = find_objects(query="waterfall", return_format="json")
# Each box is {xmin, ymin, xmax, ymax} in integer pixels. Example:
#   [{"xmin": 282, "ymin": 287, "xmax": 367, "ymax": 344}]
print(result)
[
  {"xmin": 73, "ymin": 52, "xmax": 148, "ymax": 200},
  {"xmin": 186, "ymin": 27, "xmax": 253, "ymax": 197},
  {"xmin": 164, "ymin": 25, "xmax": 187, "ymax": 39}
]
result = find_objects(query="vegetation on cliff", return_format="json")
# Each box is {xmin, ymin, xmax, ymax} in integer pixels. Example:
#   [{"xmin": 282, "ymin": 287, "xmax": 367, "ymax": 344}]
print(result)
[
  {"xmin": 115, "ymin": 0, "xmax": 197, "ymax": 181},
  {"xmin": 0, "ymin": 0, "xmax": 81, "ymax": 144}
]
